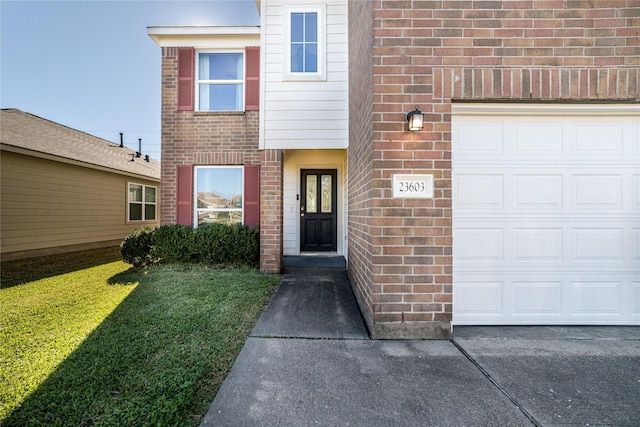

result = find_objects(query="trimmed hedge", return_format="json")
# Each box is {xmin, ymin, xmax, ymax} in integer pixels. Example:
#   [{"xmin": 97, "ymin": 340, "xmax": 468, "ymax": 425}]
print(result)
[
  {"xmin": 121, "ymin": 224, "xmax": 259, "ymax": 268},
  {"xmin": 151, "ymin": 225, "xmax": 194, "ymax": 264}
]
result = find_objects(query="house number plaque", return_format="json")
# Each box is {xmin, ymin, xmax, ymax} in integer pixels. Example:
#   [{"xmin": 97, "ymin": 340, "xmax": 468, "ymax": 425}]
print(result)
[{"xmin": 392, "ymin": 174, "xmax": 434, "ymax": 199}]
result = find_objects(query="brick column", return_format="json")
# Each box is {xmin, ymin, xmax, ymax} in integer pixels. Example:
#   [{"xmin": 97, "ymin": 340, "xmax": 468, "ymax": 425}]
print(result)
[{"xmin": 260, "ymin": 149, "xmax": 283, "ymax": 273}]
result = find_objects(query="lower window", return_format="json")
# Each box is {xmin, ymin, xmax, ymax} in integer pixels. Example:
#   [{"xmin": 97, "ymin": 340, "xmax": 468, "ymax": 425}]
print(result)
[
  {"xmin": 195, "ymin": 166, "xmax": 243, "ymax": 225},
  {"xmin": 128, "ymin": 183, "xmax": 156, "ymax": 221}
]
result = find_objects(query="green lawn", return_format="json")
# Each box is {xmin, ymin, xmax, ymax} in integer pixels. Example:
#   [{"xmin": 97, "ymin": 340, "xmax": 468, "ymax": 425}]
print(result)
[{"xmin": 0, "ymin": 249, "xmax": 280, "ymax": 426}]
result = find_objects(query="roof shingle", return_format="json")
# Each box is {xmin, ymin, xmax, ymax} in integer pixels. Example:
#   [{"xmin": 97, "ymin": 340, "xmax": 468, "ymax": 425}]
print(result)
[{"xmin": 0, "ymin": 108, "xmax": 160, "ymax": 180}]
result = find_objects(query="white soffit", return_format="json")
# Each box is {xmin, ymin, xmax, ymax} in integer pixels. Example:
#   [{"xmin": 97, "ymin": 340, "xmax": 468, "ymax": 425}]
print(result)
[{"xmin": 147, "ymin": 26, "xmax": 260, "ymax": 48}]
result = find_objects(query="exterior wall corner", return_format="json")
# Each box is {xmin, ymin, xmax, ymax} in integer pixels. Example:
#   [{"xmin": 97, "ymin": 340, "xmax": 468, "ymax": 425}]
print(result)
[
  {"xmin": 370, "ymin": 322, "xmax": 452, "ymax": 340},
  {"xmin": 259, "ymin": 149, "xmax": 284, "ymax": 274}
]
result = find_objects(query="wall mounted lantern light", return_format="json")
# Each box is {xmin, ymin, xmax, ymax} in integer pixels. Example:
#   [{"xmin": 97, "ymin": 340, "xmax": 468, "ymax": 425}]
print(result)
[{"xmin": 406, "ymin": 106, "xmax": 424, "ymax": 131}]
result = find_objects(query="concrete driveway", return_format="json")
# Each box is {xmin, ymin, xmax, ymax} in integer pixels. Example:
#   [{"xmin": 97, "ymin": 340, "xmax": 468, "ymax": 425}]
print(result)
[{"xmin": 202, "ymin": 263, "xmax": 640, "ymax": 426}]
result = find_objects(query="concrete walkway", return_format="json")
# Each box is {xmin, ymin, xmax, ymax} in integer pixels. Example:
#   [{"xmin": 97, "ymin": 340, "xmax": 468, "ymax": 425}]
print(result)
[{"xmin": 202, "ymin": 260, "xmax": 640, "ymax": 426}]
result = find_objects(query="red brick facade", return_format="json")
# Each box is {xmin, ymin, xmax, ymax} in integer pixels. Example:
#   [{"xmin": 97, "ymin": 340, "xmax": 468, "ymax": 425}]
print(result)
[
  {"xmin": 348, "ymin": 1, "xmax": 640, "ymax": 338},
  {"xmin": 160, "ymin": 47, "xmax": 282, "ymax": 273},
  {"xmin": 156, "ymin": 3, "xmax": 638, "ymax": 337},
  {"xmin": 260, "ymin": 149, "xmax": 284, "ymax": 273}
]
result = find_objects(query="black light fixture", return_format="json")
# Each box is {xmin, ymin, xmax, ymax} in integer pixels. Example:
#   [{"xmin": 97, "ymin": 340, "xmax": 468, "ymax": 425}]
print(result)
[{"xmin": 406, "ymin": 106, "xmax": 424, "ymax": 131}]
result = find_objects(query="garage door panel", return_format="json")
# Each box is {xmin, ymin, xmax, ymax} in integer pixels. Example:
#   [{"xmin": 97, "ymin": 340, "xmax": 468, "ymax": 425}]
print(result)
[
  {"xmin": 455, "ymin": 228, "xmax": 504, "ymax": 261},
  {"xmin": 514, "ymin": 175, "xmax": 563, "ymax": 208},
  {"xmin": 453, "ymin": 219, "xmax": 571, "ymax": 271},
  {"xmin": 514, "ymin": 121, "xmax": 563, "ymax": 154},
  {"xmin": 572, "ymin": 228, "xmax": 624, "ymax": 262},
  {"xmin": 633, "ymin": 283, "xmax": 640, "ymax": 315},
  {"xmin": 456, "ymin": 118, "xmax": 635, "ymax": 162},
  {"xmin": 455, "ymin": 274, "xmax": 568, "ymax": 323},
  {"xmin": 513, "ymin": 281, "xmax": 563, "ymax": 315},
  {"xmin": 456, "ymin": 221, "xmax": 636, "ymax": 268},
  {"xmin": 574, "ymin": 121, "xmax": 624, "ymax": 154},
  {"xmin": 454, "ymin": 120, "xmax": 503, "ymax": 155},
  {"xmin": 573, "ymin": 175, "xmax": 623, "ymax": 208},
  {"xmin": 513, "ymin": 228, "xmax": 563, "ymax": 261},
  {"xmin": 456, "ymin": 168, "xmax": 636, "ymax": 214},
  {"xmin": 455, "ymin": 175, "xmax": 504, "ymax": 208},
  {"xmin": 571, "ymin": 280, "xmax": 621, "ymax": 315},
  {"xmin": 455, "ymin": 273, "xmax": 638, "ymax": 324},
  {"xmin": 455, "ymin": 281, "xmax": 503, "ymax": 316},
  {"xmin": 453, "ymin": 106, "xmax": 640, "ymax": 325}
]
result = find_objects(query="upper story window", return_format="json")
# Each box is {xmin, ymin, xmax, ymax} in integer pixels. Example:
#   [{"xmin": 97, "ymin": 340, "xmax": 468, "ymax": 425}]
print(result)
[
  {"xmin": 128, "ymin": 183, "xmax": 156, "ymax": 222},
  {"xmin": 291, "ymin": 12, "xmax": 318, "ymax": 73},
  {"xmin": 284, "ymin": 5, "xmax": 326, "ymax": 81},
  {"xmin": 196, "ymin": 52, "xmax": 244, "ymax": 111}
]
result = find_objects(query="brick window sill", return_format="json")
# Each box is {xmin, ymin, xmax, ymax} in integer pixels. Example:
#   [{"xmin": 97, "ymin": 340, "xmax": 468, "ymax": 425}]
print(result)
[{"xmin": 193, "ymin": 111, "xmax": 246, "ymax": 117}]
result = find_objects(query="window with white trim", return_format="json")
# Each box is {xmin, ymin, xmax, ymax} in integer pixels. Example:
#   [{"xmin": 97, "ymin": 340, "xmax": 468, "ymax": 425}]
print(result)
[
  {"xmin": 284, "ymin": 5, "xmax": 326, "ymax": 80},
  {"xmin": 291, "ymin": 12, "xmax": 318, "ymax": 73},
  {"xmin": 196, "ymin": 51, "xmax": 244, "ymax": 111},
  {"xmin": 195, "ymin": 166, "xmax": 243, "ymax": 225},
  {"xmin": 128, "ymin": 183, "xmax": 156, "ymax": 221}
]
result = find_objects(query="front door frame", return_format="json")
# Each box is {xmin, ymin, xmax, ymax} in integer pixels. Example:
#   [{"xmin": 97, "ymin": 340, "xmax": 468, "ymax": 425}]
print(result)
[{"xmin": 300, "ymin": 169, "xmax": 338, "ymax": 252}]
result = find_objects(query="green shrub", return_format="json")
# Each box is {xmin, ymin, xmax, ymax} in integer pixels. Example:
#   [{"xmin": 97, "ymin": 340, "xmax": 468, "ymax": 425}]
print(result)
[
  {"xmin": 121, "ymin": 223, "xmax": 260, "ymax": 268},
  {"xmin": 151, "ymin": 225, "xmax": 196, "ymax": 263},
  {"xmin": 231, "ymin": 223, "xmax": 260, "ymax": 266},
  {"xmin": 120, "ymin": 227, "xmax": 156, "ymax": 267},
  {"xmin": 192, "ymin": 224, "xmax": 222, "ymax": 265},
  {"xmin": 194, "ymin": 223, "xmax": 259, "ymax": 267}
]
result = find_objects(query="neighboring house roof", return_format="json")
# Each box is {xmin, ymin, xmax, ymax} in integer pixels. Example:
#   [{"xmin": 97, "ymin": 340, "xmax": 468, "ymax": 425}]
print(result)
[{"xmin": 0, "ymin": 108, "xmax": 160, "ymax": 181}]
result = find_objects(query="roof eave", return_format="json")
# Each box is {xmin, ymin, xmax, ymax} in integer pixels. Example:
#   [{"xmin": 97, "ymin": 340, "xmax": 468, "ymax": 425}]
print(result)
[
  {"xmin": 1, "ymin": 143, "xmax": 161, "ymax": 182},
  {"xmin": 147, "ymin": 26, "xmax": 260, "ymax": 47}
]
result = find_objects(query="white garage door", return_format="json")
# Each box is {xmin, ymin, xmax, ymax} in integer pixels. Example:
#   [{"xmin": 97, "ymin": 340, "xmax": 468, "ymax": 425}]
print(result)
[{"xmin": 452, "ymin": 103, "xmax": 640, "ymax": 325}]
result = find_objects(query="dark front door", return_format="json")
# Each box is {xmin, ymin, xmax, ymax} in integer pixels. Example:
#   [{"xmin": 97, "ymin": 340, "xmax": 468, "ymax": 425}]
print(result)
[{"xmin": 300, "ymin": 169, "xmax": 337, "ymax": 252}]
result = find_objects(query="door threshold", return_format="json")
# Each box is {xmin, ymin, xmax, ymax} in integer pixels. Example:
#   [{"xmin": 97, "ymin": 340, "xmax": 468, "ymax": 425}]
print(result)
[
  {"xmin": 284, "ymin": 254, "xmax": 346, "ymax": 268},
  {"xmin": 299, "ymin": 252, "xmax": 339, "ymax": 256}
]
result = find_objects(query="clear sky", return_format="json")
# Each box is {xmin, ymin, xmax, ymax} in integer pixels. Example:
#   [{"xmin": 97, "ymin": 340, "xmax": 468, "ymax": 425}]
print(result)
[{"xmin": 1, "ymin": 0, "xmax": 259, "ymax": 160}]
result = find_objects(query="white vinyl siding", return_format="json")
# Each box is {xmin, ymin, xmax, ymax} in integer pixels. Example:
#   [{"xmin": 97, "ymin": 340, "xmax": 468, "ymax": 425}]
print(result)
[
  {"xmin": 260, "ymin": 0, "xmax": 348, "ymax": 150},
  {"xmin": 452, "ymin": 104, "xmax": 640, "ymax": 325}
]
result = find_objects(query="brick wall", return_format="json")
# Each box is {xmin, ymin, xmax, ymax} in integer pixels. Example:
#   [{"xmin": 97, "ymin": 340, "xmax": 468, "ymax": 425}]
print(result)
[
  {"xmin": 259, "ymin": 149, "xmax": 284, "ymax": 273},
  {"xmin": 348, "ymin": 0, "xmax": 376, "ymax": 331},
  {"xmin": 348, "ymin": 0, "xmax": 639, "ymax": 338},
  {"xmin": 160, "ymin": 47, "xmax": 282, "ymax": 273}
]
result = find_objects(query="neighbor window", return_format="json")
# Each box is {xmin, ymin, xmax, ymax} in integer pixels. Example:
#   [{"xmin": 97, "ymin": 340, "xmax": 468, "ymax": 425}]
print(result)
[
  {"xmin": 195, "ymin": 166, "xmax": 243, "ymax": 225},
  {"xmin": 197, "ymin": 52, "xmax": 244, "ymax": 111},
  {"xmin": 128, "ymin": 183, "xmax": 156, "ymax": 221},
  {"xmin": 285, "ymin": 5, "xmax": 325, "ymax": 80}
]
